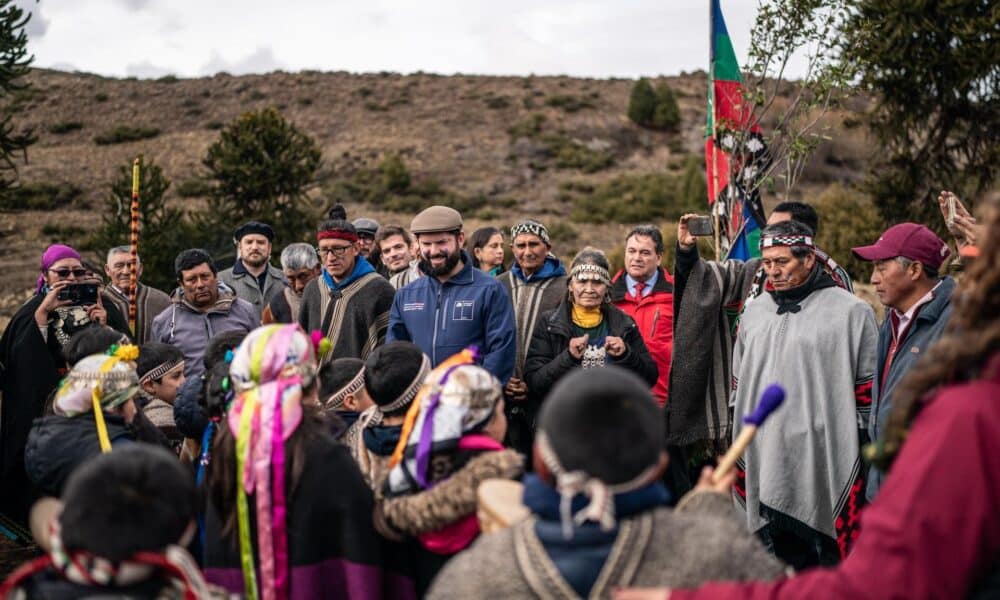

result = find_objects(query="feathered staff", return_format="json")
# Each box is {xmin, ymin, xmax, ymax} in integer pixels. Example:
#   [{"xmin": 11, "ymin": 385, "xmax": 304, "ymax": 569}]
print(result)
[{"xmin": 129, "ymin": 157, "xmax": 140, "ymax": 332}]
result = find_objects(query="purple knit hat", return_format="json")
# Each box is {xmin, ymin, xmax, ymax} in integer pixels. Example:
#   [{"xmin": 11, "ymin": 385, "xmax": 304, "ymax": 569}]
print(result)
[{"xmin": 37, "ymin": 244, "xmax": 82, "ymax": 293}]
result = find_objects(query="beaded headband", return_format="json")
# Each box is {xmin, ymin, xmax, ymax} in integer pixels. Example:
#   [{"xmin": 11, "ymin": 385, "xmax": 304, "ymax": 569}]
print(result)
[
  {"xmin": 139, "ymin": 359, "xmax": 184, "ymax": 385},
  {"xmin": 323, "ymin": 367, "xmax": 366, "ymax": 411},
  {"xmin": 569, "ymin": 263, "xmax": 611, "ymax": 285}
]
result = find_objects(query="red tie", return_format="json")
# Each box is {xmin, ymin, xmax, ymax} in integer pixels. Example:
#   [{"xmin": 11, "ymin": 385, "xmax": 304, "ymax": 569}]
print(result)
[{"xmin": 634, "ymin": 281, "xmax": 646, "ymax": 299}]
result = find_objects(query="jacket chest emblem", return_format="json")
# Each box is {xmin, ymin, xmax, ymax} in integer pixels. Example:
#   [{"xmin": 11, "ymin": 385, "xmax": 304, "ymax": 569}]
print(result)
[{"xmin": 910, "ymin": 346, "xmax": 920, "ymax": 354}]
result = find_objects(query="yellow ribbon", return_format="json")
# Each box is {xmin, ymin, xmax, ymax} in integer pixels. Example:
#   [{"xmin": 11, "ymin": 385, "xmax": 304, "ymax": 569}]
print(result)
[{"xmin": 91, "ymin": 356, "xmax": 124, "ymax": 453}]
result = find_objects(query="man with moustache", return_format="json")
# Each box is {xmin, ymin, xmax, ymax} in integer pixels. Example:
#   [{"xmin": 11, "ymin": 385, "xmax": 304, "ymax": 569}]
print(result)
[
  {"xmin": 149, "ymin": 249, "xmax": 259, "ymax": 379},
  {"xmin": 729, "ymin": 220, "xmax": 878, "ymax": 568},
  {"xmin": 102, "ymin": 246, "xmax": 171, "ymax": 344},
  {"xmin": 387, "ymin": 206, "xmax": 516, "ymax": 382},
  {"xmin": 298, "ymin": 219, "xmax": 395, "ymax": 363},
  {"xmin": 218, "ymin": 221, "xmax": 287, "ymax": 317}
]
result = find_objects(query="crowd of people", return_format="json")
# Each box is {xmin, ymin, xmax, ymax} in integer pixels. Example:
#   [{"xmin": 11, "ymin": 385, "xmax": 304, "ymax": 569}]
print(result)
[{"xmin": 0, "ymin": 190, "xmax": 995, "ymax": 599}]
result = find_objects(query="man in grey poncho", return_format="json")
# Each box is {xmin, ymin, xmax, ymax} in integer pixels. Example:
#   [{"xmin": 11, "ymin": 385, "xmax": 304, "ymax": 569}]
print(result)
[{"xmin": 730, "ymin": 220, "xmax": 877, "ymax": 569}]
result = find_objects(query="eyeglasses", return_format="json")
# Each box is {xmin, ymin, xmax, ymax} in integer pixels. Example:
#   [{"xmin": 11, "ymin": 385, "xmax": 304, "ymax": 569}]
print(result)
[
  {"xmin": 49, "ymin": 268, "xmax": 89, "ymax": 278},
  {"xmin": 316, "ymin": 245, "xmax": 352, "ymax": 258}
]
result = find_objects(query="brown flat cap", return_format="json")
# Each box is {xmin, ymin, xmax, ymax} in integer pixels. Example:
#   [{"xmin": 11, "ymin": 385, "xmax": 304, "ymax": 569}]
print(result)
[{"xmin": 410, "ymin": 205, "xmax": 463, "ymax": 234}]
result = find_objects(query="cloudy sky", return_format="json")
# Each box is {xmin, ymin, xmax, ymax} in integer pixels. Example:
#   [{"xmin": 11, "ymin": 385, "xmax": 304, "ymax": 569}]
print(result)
[{"xmin": 18, "ymin": 0, "xmax": 804, "ymax": 80}]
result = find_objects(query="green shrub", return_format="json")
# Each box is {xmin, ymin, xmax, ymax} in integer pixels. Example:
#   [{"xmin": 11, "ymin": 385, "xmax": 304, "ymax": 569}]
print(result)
[
  {"xmin": 813, "ymin": 183, "xmax": 888, "ymax": 281},
  {"xmin": 0, "ymin": 182, "xmax": 83, "ymax": 211},
  {"xmin": 95, "ymin": 92, "xmax": 109, "ymax": 102},
  {"xmin": 174, "ymin": 176, "xmax": 213, "ymax": 198},
  {"xmin": 546, "ymin": 221, "xmax": 578, "ymax": 244},
  {"xmin": 651, "ymin": 82, "xmax": 680, "ymax": 130},
  {"xmin": 485, "ymin": 95, "xmax": 510, "ymax": 110},
  {"xmin": 380, "ymin": 154, "xmax": 411, "ymax": 193},
  {"xmin": 249, "ymin": 90, "xmax": 266, "ymax": 101},
  {"xmin": 508, "ymin": 114, "xmax": 546, "ymax": 139},
  {"xmin": 205, "ymin": 121, "xmax": 224, "ymax": 130},
  {"xmin": 543, "ymin": 134, "xmax": 615, "ymax": 173},
  {"xmin": 545, "ymin": 94, "xmax": 595, "ymax": 113},
  {"xmin": 628, "ymin": 78, "xmax": 680, "ymax": 130},
  {"xmin": 48, "ymin": 121, "xmax": 83, "ymax": 134},
  {"xmin": 298, "ymin": 97, "xmax": 313, "ymax": 106},
  {"xmin": 567, "ymin": 172, "xmax": 686, "ymax": 223},
  {"xmin": 93, "ymin": 125, "xmax": 161, "ymax": 145},
  {"xmin": 157, "ymin": 74, "xmax": 180, "ymax": 84}
]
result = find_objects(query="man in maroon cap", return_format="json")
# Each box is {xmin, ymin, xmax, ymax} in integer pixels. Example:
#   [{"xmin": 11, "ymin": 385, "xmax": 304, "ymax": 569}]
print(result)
[{"xmin": 852, "ymin": 222, "xmax": 955, "ymax": 501}]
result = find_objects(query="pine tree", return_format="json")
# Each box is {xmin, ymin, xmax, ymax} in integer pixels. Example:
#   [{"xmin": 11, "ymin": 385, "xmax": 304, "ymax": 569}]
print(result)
[
  {"xmin": 627, "ymin": 79, "xmax": 657, "ymax": 128},
  {"xmin": 651, "ymin": 82, "xmax": 681, "ymax": 131},
  {"xmin": 0, "ymin": 0, "xmax": 36, "ymax": 196},
  {"xmin": 200, "ymin": 107, "xmax": 322, "ymax": 261},
  {"xmin": 89, "ymin": 155, "xmax": 190, "ymax": 292}
]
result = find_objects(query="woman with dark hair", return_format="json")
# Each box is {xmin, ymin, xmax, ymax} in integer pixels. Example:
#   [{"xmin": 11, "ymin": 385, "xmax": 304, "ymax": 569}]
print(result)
[
  {"xmin": 0, "ymin": 244, "xmax": 130, "ymax": 529},
  {"xmin": 618, "ymin": 200, "xmax": 1000, "ymax": 599},
  {"xmin": 202, "ymin": 324, "xmax": 414, "ymax": 599},
  {"xmin": 468, "ymin": 227, "xmax": 505, "ymax": 276},
  {"xmin": 524, "ymin": 247, "xmax": 658, "ymax": 404}
]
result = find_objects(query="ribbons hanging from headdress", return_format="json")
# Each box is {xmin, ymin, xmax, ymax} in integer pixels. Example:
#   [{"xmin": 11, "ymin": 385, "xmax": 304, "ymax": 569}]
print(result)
[{"xmin": 226, "ymin": 324, "xmax": 316, "ymax": 600}]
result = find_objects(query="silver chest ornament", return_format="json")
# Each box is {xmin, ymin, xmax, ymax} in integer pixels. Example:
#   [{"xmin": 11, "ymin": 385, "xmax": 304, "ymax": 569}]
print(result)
[{"xmin": 580, "ymin": 344, "xmax": 607, "ymax": 369}]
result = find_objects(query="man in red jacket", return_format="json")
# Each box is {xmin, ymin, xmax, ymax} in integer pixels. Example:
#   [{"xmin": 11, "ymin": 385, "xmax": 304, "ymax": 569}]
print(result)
[{"xmin": 611, "ymin": 225, "xmax": 674, "ymax": 406}]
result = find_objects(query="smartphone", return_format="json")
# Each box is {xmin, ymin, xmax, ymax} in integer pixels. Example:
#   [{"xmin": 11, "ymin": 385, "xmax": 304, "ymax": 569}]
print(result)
[
  {"xmin": 945, "ymin": 193, "xmax": 959, "ymax": 234},
  {"xmin": 688, "ymin": 216, "xmax": 714, "ymax": 237},
  {"xmin": 57, "ymin": 283, "xmax": 99, "ymax": 306}
]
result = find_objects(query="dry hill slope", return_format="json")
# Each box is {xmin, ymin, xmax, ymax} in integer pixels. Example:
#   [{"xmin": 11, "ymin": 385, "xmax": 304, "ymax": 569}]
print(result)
[{"xmin": 0, "ymin": 68, "xmax": 870, "ymax": 317}]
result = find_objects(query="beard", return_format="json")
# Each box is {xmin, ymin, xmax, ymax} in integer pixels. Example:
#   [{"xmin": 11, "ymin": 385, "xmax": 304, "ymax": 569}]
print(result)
[
  {"xmin": 420, "ymin": 249, "xmax": 462, "ymax": 277},
  {"xmin": 242, "ymin": 252, "xmax": 268, "ymax": 268}
]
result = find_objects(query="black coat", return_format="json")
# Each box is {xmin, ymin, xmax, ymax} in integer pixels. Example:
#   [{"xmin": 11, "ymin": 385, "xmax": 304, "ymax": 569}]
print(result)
[{"xmin": 524, "ymin": 300, "xmax": 659, "ymax": 404}]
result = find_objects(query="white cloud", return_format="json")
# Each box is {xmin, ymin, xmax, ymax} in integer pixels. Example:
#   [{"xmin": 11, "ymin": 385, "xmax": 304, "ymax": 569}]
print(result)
[
  {"xmin": 199, "ymin": 46, "xmax": 285, "ymax": 77},
  {"xmin": 125, "ymin": 60, "xmax": 175, "ymax": 78}
]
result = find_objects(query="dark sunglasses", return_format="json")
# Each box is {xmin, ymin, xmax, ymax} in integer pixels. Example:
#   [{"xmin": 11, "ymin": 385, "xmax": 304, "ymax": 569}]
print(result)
[{"xmin": 49, "ymin": 268, "xmax": 89, "ymax": 278}]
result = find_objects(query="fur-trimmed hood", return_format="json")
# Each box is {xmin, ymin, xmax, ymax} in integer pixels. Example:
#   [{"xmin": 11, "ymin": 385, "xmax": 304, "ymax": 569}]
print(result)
[{"xmin": 377, "ymin": 449, "xmax": 523, "ymax": 538}]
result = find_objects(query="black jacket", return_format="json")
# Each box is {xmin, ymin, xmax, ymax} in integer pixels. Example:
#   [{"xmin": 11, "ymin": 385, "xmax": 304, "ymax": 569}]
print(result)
[{"xmin": 524, "ymin": 300, "xmax": 658, "ymax": 403}]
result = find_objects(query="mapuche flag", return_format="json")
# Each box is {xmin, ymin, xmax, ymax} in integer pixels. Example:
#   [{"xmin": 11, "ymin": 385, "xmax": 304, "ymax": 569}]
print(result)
[
  {"xmin": 705, "ymin": 0, "xmax": 766, "ymax": 260},
  {"xmin": 705, "ymin": 0, "xmax": 757, "ymax": 204}
]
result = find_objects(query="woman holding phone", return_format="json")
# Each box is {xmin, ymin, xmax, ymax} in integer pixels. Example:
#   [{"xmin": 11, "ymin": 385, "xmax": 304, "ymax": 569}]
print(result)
[{"xmin": 0, "ymin": 243, "xmax": 130, "ymax": 531}]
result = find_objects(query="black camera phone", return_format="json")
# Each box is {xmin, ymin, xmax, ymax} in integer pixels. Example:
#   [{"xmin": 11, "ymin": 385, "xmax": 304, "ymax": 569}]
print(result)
[
  {"xmin": 688, "ymin": 216, "xmax": 715, "ymax": 237},
  {"xmin": 57, "ymin": 283, "xmax": 99, "ymax": 306}
]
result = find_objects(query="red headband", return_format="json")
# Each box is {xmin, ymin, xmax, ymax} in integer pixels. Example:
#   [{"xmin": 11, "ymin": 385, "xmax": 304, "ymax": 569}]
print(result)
[{"xmin": 317, "ymin": 230, "xmax": 359, "ymax": 242}]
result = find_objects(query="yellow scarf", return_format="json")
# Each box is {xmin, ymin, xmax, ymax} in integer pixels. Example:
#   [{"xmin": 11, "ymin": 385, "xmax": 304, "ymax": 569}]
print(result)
[{"xmin": 571, "ymin": 304, "xmax": 603, "ymax": 329}]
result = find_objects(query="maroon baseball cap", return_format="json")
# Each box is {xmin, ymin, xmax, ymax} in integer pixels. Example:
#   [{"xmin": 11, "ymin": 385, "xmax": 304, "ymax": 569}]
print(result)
[{"xmin": 852, "ymin": 223, "xmax": 950, "ymax": 270}]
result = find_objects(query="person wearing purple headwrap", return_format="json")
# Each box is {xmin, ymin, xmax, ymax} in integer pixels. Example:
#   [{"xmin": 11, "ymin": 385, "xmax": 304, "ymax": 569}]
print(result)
[{"xmin": 0, "ymin": 244, "xmax": 131, "ymax": 531}]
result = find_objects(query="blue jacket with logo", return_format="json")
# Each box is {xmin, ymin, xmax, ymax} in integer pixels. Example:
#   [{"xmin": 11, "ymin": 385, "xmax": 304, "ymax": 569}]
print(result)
[{"xmin": 388, "ymin": 253, "xmax": 516, "ymax": 383}]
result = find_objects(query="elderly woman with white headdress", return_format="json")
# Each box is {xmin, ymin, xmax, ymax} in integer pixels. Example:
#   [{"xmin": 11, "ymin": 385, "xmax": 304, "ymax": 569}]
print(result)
[{"xmin": 524, "ymin": 247, "xmax": 658, "ymax": 406}]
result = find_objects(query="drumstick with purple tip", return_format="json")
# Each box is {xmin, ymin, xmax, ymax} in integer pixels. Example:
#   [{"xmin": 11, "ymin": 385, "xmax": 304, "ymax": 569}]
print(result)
[{"xmin": 712, "ymin": 384, "xmax": 785, "ymax": 484}]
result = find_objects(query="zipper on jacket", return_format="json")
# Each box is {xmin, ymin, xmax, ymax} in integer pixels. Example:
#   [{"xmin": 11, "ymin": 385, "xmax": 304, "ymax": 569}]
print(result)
[
  {"xmin": 431, "ymin": 286, "xmax": 444, "ymax": 365},
  {"xmin": 650, "ymin": 308, "xmax": 660, "ymax": 338}
]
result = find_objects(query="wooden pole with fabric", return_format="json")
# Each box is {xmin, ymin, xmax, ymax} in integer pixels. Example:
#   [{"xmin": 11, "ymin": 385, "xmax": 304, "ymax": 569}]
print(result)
[{"xmin": 128, "ymin": 157, "xmax": 140, "ymax": 333}]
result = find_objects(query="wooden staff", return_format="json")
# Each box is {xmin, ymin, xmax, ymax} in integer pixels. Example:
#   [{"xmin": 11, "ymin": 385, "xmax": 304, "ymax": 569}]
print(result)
[
  {"xmin": 128, "ymin": 157, "xmax": 140, "ymax": 333},
  {"xmin": 712, "ymin": 384, "xmax": 785, "ymax": 484}
]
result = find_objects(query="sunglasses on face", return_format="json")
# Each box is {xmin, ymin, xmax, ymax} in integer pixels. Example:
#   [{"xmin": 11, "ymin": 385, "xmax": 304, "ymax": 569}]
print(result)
[{"xmin": 49, "ymin": 268, "xmax": 89, "ymax": 278}]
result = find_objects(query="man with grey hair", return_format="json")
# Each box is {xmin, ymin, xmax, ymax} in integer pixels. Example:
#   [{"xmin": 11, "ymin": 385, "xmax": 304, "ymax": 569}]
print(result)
[
  {"xmin": 103, "ymin": 246, "xmax": 171, "ymax": 343},
  {"xmin": 262, "ymin": 243, "xmax": 321, "ymax": 324},
  {"xmin": 728, "ymin": 219, "xmax": 877, "ymax": 568}
]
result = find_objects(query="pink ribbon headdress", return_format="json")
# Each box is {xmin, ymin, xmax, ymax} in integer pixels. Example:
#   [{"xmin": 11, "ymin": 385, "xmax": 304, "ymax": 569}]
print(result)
[{"xmin": 225, "ymin": 324, "xmax": 317, "ymax": 600}]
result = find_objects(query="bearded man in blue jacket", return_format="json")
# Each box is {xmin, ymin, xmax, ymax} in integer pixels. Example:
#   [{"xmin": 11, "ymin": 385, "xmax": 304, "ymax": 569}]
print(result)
[{"xmin": 388, "ymin": 206, "xmax": 516, "ymax": 383}]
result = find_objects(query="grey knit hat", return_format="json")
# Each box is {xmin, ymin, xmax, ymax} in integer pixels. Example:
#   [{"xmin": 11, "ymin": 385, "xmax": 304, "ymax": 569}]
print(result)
[{"xmin": 410, "ymin": 206, "xmax": 463, "ymax": 235}]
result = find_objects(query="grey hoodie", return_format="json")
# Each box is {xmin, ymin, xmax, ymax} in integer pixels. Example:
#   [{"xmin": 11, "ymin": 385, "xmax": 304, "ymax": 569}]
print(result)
[{"xmin": 148, "ymin": 284, "xmax": 259, "ymax": 378}]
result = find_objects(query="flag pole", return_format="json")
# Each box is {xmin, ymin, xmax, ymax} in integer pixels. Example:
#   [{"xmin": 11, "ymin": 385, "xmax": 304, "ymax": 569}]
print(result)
[
  {"xmin": 710, "ymin": 0, "xmax": 721, "ymax": 259},
  {"xmin": 128, "ymin": 157, "xmax": 140, "ymax": 333}
]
